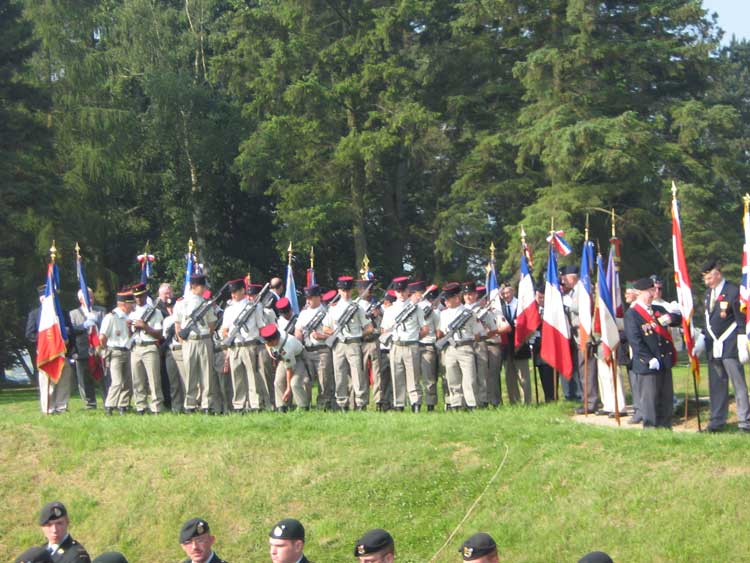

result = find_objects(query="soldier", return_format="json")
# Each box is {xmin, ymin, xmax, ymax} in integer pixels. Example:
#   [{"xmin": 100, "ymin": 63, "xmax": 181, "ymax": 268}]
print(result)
[
  {"xmin": 295, "ymin": 285, "xmax": 335, "ymax": 410},
  {"xmin": 622, "ymin": 282, "xmax": 642, "ymax": 424},
  {"xmin": 381, "ymin": 277, "xmax": 428, "ymax": 411},
  {"xmin": 415, "ymin": 283, "xmax": 440, "ymax": 411},
  {"xmin": 263, "ymin": 322, "xmax": 308, "ymax": 410},
  {"xmin": 356, "ymin": 279, "xmax": 385, "ymax": 410},
  {"xmin": 38, "ymin": 501, "xmax": 90, "ymax": 563},
  {"xmin": 179, "ymin": 518, "xmax": 229, "ymax": 563},
  {"xmin": 378, "ymin": 291, "xmax": 397, "ymax": 410},
  {"xmin": 438, "ymin": 282, "xmax": 481, "ymax": 409},
  {"xmin": 531, "ymin": 286, "xmax": 555, "ymax": 402},
  {"xmin": 174, "ymin": 274, "xmax": 220, "ymax": 414},
  {"xmin": 353, "ymin": 528, "xmax": 395, "ymax": 562},
  {"xmin": 161, "ymin": 297, "xmax": 186, "ymax": 413},
  {"xmin": 500, "ymin": 284, "xmax": 534, "ymax": 404},
  {"xmin": 462, "ymin": 282, "xmax": 488, "ymax": 407},
  {"xmin": 271, "ymin": 297, "xmax": 303, "ymax": 404},
  {"xmin": 624, "ymin": 277, "xmax": 681, "ymax": 428},
  {"xmin": 128, "ymin": 282, "xmax": 165, "ymax": 414},
  {"xmin": 269, "ymin": 518, "xmax": 313, "ymax": 563},
  {"xmin": 459, "ymin": 532, "xmax": 498, "ymax": 563},
  {"xmin": 69, "ymin": 287, "xmax": 107, "ymax": 409},
  {"xmin": 578, "ymin": 552, "xmax": 613, "ymax": 563},
  {"xmin": 697, "ymin": 258, "xmax": 750, "ymax": 432},
  {"xmin": 323, "ymin": 276, "xmax": 373, "ymax": 411},
  {"xmin": 100, "ymin": 290, "xmax": 135, "ymax": 415}
]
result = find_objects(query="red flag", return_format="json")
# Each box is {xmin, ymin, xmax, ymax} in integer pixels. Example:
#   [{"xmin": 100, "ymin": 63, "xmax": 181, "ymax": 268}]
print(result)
[{"xmin": 37, "ymin": 264, "xmax": 67, "ymax": 382}]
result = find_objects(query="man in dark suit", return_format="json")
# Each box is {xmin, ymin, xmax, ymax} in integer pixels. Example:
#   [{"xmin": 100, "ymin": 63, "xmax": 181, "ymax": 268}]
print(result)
[
  {"xmin": 69, "ymin": 286, "xmax": 107, "ymax": 409},
  {"xmin": 624, "ymin": 277, "xmax": 681, "ymax": 429},
  {"xmin": 697, "ymin": 258, "xmax": 750, "ymax": 432},
  {"xmin": 269, "ymin": 518, "xmax": 314, "ymax": 563},
  {"xmin": 179, "ymin": 518, "xmax": 230, "ymax": 563},
  {"xmin": 38, "ymin": 501, "xmax": 90, "ymax": 563}
]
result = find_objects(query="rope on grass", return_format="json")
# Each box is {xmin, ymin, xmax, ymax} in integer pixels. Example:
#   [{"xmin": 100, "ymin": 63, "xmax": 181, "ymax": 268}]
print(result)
[{"xmin": 428, "ymin": 443, "xmax": 510, "ymax": 562}]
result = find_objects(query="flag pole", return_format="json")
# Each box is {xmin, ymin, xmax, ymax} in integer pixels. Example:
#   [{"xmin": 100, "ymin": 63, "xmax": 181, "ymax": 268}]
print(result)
[
  {"xmin": 583, "ymin": 216, "xmax": 591, "ymax": 415},
  {"xmin": 47, "ymin": 240, "xmax": 57, "ymax": 415},
  {"xmin": 610, "ymin": 212, "xmax": 621, "ymax": 426}
]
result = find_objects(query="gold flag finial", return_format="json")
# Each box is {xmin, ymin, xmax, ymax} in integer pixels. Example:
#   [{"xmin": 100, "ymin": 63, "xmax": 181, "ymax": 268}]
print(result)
[
  {"xmin": 188, "ymin": 238, "xmax": 194, "ymax": 254},
  {"xmin": 50, "ymin": 240, "xmax": 57, "ymax": 263},
  {"xmin": 490, "ymin": 241, "xmax": 496, "ymax": 262},
  {"xmin": 585, "ymin": 214, "xmax": 590, "ymax": 242},
  {"xmin": 360, "ymin": 254, "xmax": 370, "ymax": 280},
  {"xmin": 671, "ymin": 180, "xmax": 678, "ymax": 199},
  {"xmin": 743, "ymin": 193, "xmax": 750, "ymax": 214},
  {"xmin": 310, "ymin": 246, "xmax": 315, "ymax": 270},
  {"xmin": 610, "ymin": 208, "xmax": 616, "ymax": 238},
  {"xmin": 75, "ymin": 241, "xmax": 81, "ymax": 258},
  {"xmin": 550, "ymin": 217, "xmax": 555, "ymax": 234},
  {"xmin": 520, "ymin": 225, "xmax": 527, "ymax": 242},
  {"xmin": 287, "ymin": 241, "xmax": 293, "ymax": 266}
]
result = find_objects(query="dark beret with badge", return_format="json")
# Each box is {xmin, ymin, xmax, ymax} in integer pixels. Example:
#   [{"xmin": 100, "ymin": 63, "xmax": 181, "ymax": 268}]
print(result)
[
  {"xmin": 116, "ymin": 290, "xmax": 134, "ymax": 303},
  {"xmin": 633, "ymin": 277, "xmax": 654, "ymax": 291},
  {"xmin": 356, "ymin": 279, "xmax": 375, "ymax": 290},
  {"xmin": 92, "ymin": 553, "xmax": 129, "ymax": 563},
  {"xmin": 39, "ymin": 501, "xmax": 67, "ymax": 525},
  {"xmin": 578, "ymin": 551, "xmax": 614, "ymax": 563},
  {"xmin": 269, "ymin": 518, "xmax": 305, "ymax": 541},
  {"xmin": 424, "ymin": 284, "xmax": 440, "ymax": 301},
  {"xmin": 179, "ymin": 518, "xmax": 211, "ymax": 544},
  {"xmin": 460, "ymin": 532, "xmax": 497, "ymax": 561},
  {"xmin": 559, "ymin": 264, "xmax": 580, "ymax": 276},
  {"xmin": 14, "ymin": 546, "xmax": 53, "ymax": 563},
  {"xmin": 247, "ymin": 283, "xmax": 264, "ymax": 296},
  {"xmin": 461, "ymin": 281, "xmax": 477, "ymax": 294},
  {"xmin": 383, "ymin": 290, "xmax": 397, "ymax": 303},
  {"xmin": 354, "ymin": 528, "xmax": 394, "ymax": 557},
  {"xmin": 228, "ymin": 278, "xmax": 246, "ymax": 293},
  {"xmin": 407, "ymin": 280, "xmax": 426, "ymax": 293},
  {"xmin": 131, "ymin": 283, "xmax": 147, "ymax": 297}
]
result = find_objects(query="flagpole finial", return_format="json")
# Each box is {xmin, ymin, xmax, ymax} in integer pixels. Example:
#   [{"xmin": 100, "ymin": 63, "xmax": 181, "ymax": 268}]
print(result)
[
  {"xmin": 610, "ymin": 209, "xmax": 616, "ymax": 238},
  {"xmin": 490, "ymin": 242, "xmax": 496, "ymax": 262},
  {"xmin": 75, "ymin": 241, "xmax": 81, "ymax": 258},
  {"xmin": 360, "ymin": 254, "xmax": 370, "ymax": 280},
  {"xmin": 188, "ymin": 238, "xmax": 194, "ymax": 253},
  {"xmin": 585, "ymin": 214, "xmax": 590, "ymax": 242},
  {"xmin": 520, "ymin": 225, "xmax": 527, "ymax": 240},
  {"xmin": 550, "ymin": 217, "xmax": 554, "ymax": 233},
  {"xmin": 310, "ymin": 246, "xmax": 315, "ymax": 270},
  {"xmin": 287, "ymin": 241, "xmax": 293, "ymax": 266},
  {"xmin": 744, "ymin": 193, "xmax": 750, "ymax": 213},
  {"xmin": 50, "ymin": 240, "xmax": 57, "ymax": 263},
  {"xmin": 671, "ymin": 180, "xmax": 678, "ymax": 199}
]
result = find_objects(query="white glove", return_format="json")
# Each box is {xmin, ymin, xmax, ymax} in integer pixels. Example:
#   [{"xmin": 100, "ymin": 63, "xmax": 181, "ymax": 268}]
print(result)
[
  {"xmin": 738, "ymin": 334, "xmax": 750, "ymax": 365},
  {"xmin": 648, "ymin": 357, "xmax": 660, "ymax": 371},
  {"xmin": 83, "ymin": 319, "xmax": 96, "ymax": 329},
  {"xmin": 693, "ymin": 332, "xmax": 706, "ymax": 357}
]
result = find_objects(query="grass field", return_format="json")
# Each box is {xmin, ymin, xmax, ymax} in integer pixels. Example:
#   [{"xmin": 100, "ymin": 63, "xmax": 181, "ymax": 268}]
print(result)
[{"xmin": 1, "ymin": 360, "xmax": 748, "ymax": 563}]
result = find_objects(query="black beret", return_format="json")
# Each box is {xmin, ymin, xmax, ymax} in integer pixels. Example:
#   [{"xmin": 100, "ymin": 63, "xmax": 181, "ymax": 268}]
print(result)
[
  {"xmin": 92, "ymin": 553, "xmax": 129, "ymax": 563},
  {"xmin": 460, "ymin": 532, "xmax": 497, "ymax": 561},
  {"xmin": 269, "ymin": 518, "xmax": 305, "ymax": 541},
  {"xmin": 559, "ymin": 265, "xmax": 580, "ymax": 276},
  {"xmin": 442, "ymin": 282, "xmax": 461, "ymax": 298},
  {"xmin": 39, "ymin": 501, "xmax": 67, "ymax": 525},
  {"xmin": 354, "ymin": 528, "xmax": 394, "ymax": 557},
  {"xmin": 14, "ymin": 547, "xmax": 53, "ymax": 563},
  {"xmin": 700, "ymin": 257, "xmax": 720, "ymax": 274},
  {"xmin": 179, "ymin": 518, "xmax": 210, "ymax": 543},
  {"xmin": 407, "ymin": 280, "xmax": 426, "ymax": 293},
  {"xmin": 304, "ymin": 285, "xmax": 322, "ymax": 297},
  {"xmin": 116, "ymin": 291, "xmax": 134, "ymax": 303},
  {"xmin": 337, "ymin": 276, "xmax": 354, "ymax": 290},
  {"xmin": 390, "ymin": 276, "xmax": 410, "ymax": 291},
  {"xmin": 190, "ymin": 274, "xmax": 207, "ymax": 286},
  {"xmin": 228, "ymin": 279, "xmax": 246, "ymax": 293},
  {"xmin": 578, "ymin": 552, "xmax": 614, "ymax": 563},
  {"xmin": 461, "ymin": 281, "xmax": 477, "ymax": 293},
  {"xmin": 633, "ymin": 277, "xmax": 654, "ymax": 291}
]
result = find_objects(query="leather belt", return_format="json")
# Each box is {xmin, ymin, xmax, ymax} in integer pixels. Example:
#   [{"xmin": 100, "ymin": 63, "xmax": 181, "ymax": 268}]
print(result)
[
  {"xmin": 187, "ymin": 334, "xmax": 211, "ymax": 341},
  {"xmin": 230, "ymin": 341, "xmax": 254, "ymax": 348},
  {"xmin": 453, "ymin": 340, "xmax": 474, "ymax": 347},
  {"xmin": 393, "ymin": 341, "xmax": 418, "ymax": 346},
  {"xmin": 419, "ymin": 342, "xmax": 436, "ymax": 348},
  {"xmin": 134, "ymin": 341, "xmax": 158, "ymax": 347},
  {"xmin": 306, "ymin": 345, "xmax": 328, "ymax": 351},
  {"xmin": 170, "ymin": 345, "xmax": 182, "ymax": 351},
  {"xmin": 342, "ymin": 337, "xmax": 362, "ymax": 344},
  {"xmin": 108, "ymin": 346, "xmax": 130, "ymax": 352}
]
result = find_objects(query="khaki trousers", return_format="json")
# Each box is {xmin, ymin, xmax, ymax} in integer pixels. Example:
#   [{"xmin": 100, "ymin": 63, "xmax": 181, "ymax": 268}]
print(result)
[
  {"xmin": 104, "ymin": 349, "xmax": 132, "ymax": 408},
  {"xmin": 332, "ymin": 341, "xmax": 367, "ymax": 407},
  {"xmin": 362, "ymin": 339, "xmax": 384, "ymax": 405},
  {"xmin": 419, "ymin": 344, "xmax": 438, "ymax": 407},
  {"xmin": 473, "ymin": 341, "xmax": 489, "ymax": 406},
  {"xmin": 165, "ymin": 348, "xmax": 185, "ymax": 411},
  {"xmin": 38, "ymin": 360, "xmax": 73, "ymax": 414},
  {"xmin": 274, "ymin": 359, "xmax": 310, "ymax": 408},
  {"xmin": 487, "ymin": 343, "xmax": 503, "ymax": 406},
  {"xmin": 183, "ymin": 337, "xmax": 219, "ymax": 411},
  {"xmin": 131, "ymin": 344, "xmax": 164, "ymax": 412},
  {"xmin": 303, "ymin": 348, "xmax": 334, "ymax": 409},
  {"xmin": 505, "ymin": 355, "xmax": 532, "ymax": 405},
  {"xmin": 444, "ymin": 344, "xmax": 477, "ymax": 408},
  {"xmin": 391, "ymin": 343, "xmax": 422, "ymax": 407},
  {"xmin": 228, "ymin": 345, "xmax": 254, "ymax": 410}
]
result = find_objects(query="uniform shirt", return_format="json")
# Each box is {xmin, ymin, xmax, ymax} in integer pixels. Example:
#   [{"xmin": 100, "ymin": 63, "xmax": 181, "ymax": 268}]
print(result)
[
  {"xmin": 467, "ymin": 302, "xmax": 491, "ymax": 337},
  {"xmin": 100, "ymin": 308, "xmax": 132, "ymax": 348},
  {"xmin": 439, "ymin": 305, "xmax": 480, "ymax": 343},
  {"xmin": 297, "ymin": 305, "xmax": 327, "ymax": 347},
  {"xmin": 221, "ymin": 297, "xmax": 266, "ymax": 342},
  {"xmin": 381, "ymin": 298, "xmax": 425, "ymax": 342},
  {"xmin": 323, "ymin": 298, "xmax": 369, "ymax": 338},
  {"xmin": 128, "ymin": 303, "xmax": 163, "ymax": 344},
  {"xmin": 270, "ymin": 333, "xmax": 305, "ymax": 368},
  {"xmin": 418, "ymin": 300, "xmax": 439, "ymax": 344},
  {"xmin": 69, "ymin": 305, "xmax": 106, "ymax": 358},
  {"xmin": 175, "ymin": 293, "xmax": 217, "ymax": 337}
]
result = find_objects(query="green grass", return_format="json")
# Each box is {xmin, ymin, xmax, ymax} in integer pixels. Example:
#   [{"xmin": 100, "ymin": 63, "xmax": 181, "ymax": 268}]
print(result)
[{"xmin": 1, "ymin": 374, "xmax": 749, "ymax": 563}]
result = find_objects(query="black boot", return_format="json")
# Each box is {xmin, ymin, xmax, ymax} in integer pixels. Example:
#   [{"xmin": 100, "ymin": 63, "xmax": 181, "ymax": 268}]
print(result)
[
  {"xmin": 411, "ymin": 404, "xmax": 420, "ymax": 413},
  {"xmin": 427, "ymin": 405, "xmax": 435, "ymax": 412}
]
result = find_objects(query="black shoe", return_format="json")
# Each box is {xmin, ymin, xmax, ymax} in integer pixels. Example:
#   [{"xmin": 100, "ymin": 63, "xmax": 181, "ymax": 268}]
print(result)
[
  {"xmin": 375, "ymin": 404, "xmax": 383, "ymax": 412},
  {"xmin": 118, "ymin": 407, "xmax": 127, "ymax": 416},
  {"xmin": 393, "ymin": 407, "xmax": 404, "ymax": 412},
  {"xmin": 85, "ymin": 404, "xmax": 97, "ymax": 410},
  {"xmin": 595, "ymin": 409, "xmax": 610, "ymax": 416},
  {"xmin": 104, "ymin": 407, "xmax": 113, "ymax": 416},
  {"xmin": 608, "ymin": 411, "xmax": 628, "ymax": 419},
  {"xmin": 184, "ymin": 408, "xmax": 196, "ymax": 415},
  {"xmin": 411, "ymin": 404, "xmax": 420, "ymax": 413},
  {"xmin": 136, "ymin": 410, "xmax": 146, "ymax": 416},
  {"xmin": 427, "ymin": 405, "xmax": 435, "ymax": 412}
]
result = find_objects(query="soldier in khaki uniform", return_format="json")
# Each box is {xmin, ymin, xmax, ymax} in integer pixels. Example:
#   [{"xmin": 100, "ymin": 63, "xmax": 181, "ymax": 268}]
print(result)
[
  {"xmin": 463, "ymin": 282, "xmax": 488, "ymax": 407},
  {"xmin": 129, "ymin": 282, "xmax": 165, "ymax": 414},
  {"xmin": 323, "ymin": 276, "xmax": 374, "ymax": 411},
  {"xmin": 295, "ymin": 285, "xmax": 334, "ymax": 410},
  {"xmin": 381, "ymin": 277, "xmax": 428, "ymax": 411},
  {"xmin": 100, "ymin": 290, "xmax": 135, "ymax": 415},
  {"xmin": 174, "ymin": 274, "xmax": 219, "ymax": 414},
  {"xmin": 356, "ymin": 279, "xmax": 384, "ymax": 408},
  {"xmin": 438, "ymin": 282, "xmax": 481, "ymax": 409},
  {"xmin": 161, "ymin": 296, "xmax": 185, "ymax": 413},
  {"xmin": 415, "ymin": 283, "xmax": 440, "ymax": 411}
]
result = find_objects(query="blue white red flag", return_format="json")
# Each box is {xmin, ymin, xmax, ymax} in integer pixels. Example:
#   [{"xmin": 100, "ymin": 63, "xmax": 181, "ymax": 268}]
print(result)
[
  {"xmin": 137, "ymin": 253, "xmax": 155, "ymax": 284},
  {"xmin": 76, "ymin": 253, "xmax": 103, "ymax": 381},
  {"xmin": 37, "ymin": 263, "xmax": 67, "ymax": 383},
  {"xmin": 285, "ymin": 263, "xmax": 300, "ymax": 314},
  {"xmin": 514, "ymin": 251, "xmax": 541, "ymax": 349},
  {"xmin": 545, "ymin": 230, "xmax": 573, "ymax": 256},
  {"xmin": 576, "ymin": 240, "xmax": 595, "ymax": 350},
  {"xmin": 597, "ymin": 255, "xmax": 620, "ymax": 363},
  {"xmin": 541, "ymin": 246, "xmax": 573, "ymax": 379},
  {"xmin": 742, "ymin": 197, "xmax": 750, "ymax": 331},
  {"xmin": 485, "ymin": 257, "xmax": 500, "ymax": 303},
  {"xmin": 606, "ymin": 242, "xmax": 623, "ymax": 321},
  {"xmin": 183, "ymin": 250, "xmax": 195, "ymax": 297}
]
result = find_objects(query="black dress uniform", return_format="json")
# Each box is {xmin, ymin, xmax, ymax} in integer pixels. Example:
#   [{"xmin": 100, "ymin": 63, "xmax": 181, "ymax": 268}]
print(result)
[
  {"xmin": 624, "ymin": 279, "xmax": 681, "ymax": 429},
  {"xmin": 181, "ymin": 553, "xmax": 229, "ymax": 563},
  {"xmin": 46, "ymin": 535, "xmax": 91, "ymax": 563}
]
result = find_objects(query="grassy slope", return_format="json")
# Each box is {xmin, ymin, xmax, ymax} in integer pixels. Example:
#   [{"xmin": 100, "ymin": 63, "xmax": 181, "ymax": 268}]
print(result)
[{"xmin": 1, "ymin": 381, "xmax": 748, "ymax": 563}]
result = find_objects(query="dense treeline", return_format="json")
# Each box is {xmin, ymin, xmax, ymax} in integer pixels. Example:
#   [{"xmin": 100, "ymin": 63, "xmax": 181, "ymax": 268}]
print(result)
[{"xmin": 2, "ymin": 0, "xmax": 750, "ymax": 368}]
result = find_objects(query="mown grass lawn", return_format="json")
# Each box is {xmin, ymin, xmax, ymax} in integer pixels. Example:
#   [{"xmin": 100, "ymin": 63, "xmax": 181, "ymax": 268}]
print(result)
[{"xmin": 1, "ymin": 362, "xmax": 747, "ymax": 563}]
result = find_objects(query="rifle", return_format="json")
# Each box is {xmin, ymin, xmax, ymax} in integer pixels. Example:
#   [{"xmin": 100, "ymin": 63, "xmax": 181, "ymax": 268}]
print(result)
[
  {"xmin": 301, "ymin": 308, "xmax": 327, "ymax": 340},
  {"xmin": 435, "ymin": 308, "xmax": 474, "ymax": 351},
  {"xmin": 364, "ymin": 297, "xmax": 384, "ymax": 319},
  {"xmin": 380, "ymin": 301, "xmax": 418, "ymax": 347},
  {"xmin": 178, "ymin": 282, "xmax": 230, "ymax": 340},
  {"xmin": 222, "ymin": 282, "xmax": 271, "ymax": 346},
  {"xmin": 284, "ymin": 313, "xmax": 298, "ymax": 334},
  {"xmin": 474, "ymin": 303, "xmax": 494, "ymax": 324},
  {"xmin": 325, "ymin": 302, "xmax": 361, "ymax": 348}
]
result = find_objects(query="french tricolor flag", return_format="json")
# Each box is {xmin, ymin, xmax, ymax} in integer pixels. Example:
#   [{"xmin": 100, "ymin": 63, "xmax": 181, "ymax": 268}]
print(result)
[
  {"xmin": 545, "ymin": 230, "xmax": 573, "ymax": 257},
  {"xmin": 514, "ymin": 251, "xmax": 541, "ymax": 350},
  {"xmin": 541, "ymin": 246, "xmax": 573, "ymax": 379},
  {"xmin": 597, "ymin": 255, "xmax": 620, "ymax": 362},
  {"xmin": 576, "ymin": 241, "xmax": 595, "ymax": 351},
  {"xmin": 36, "ymin": 264, "xmax": 67, "ymax": 383}
]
